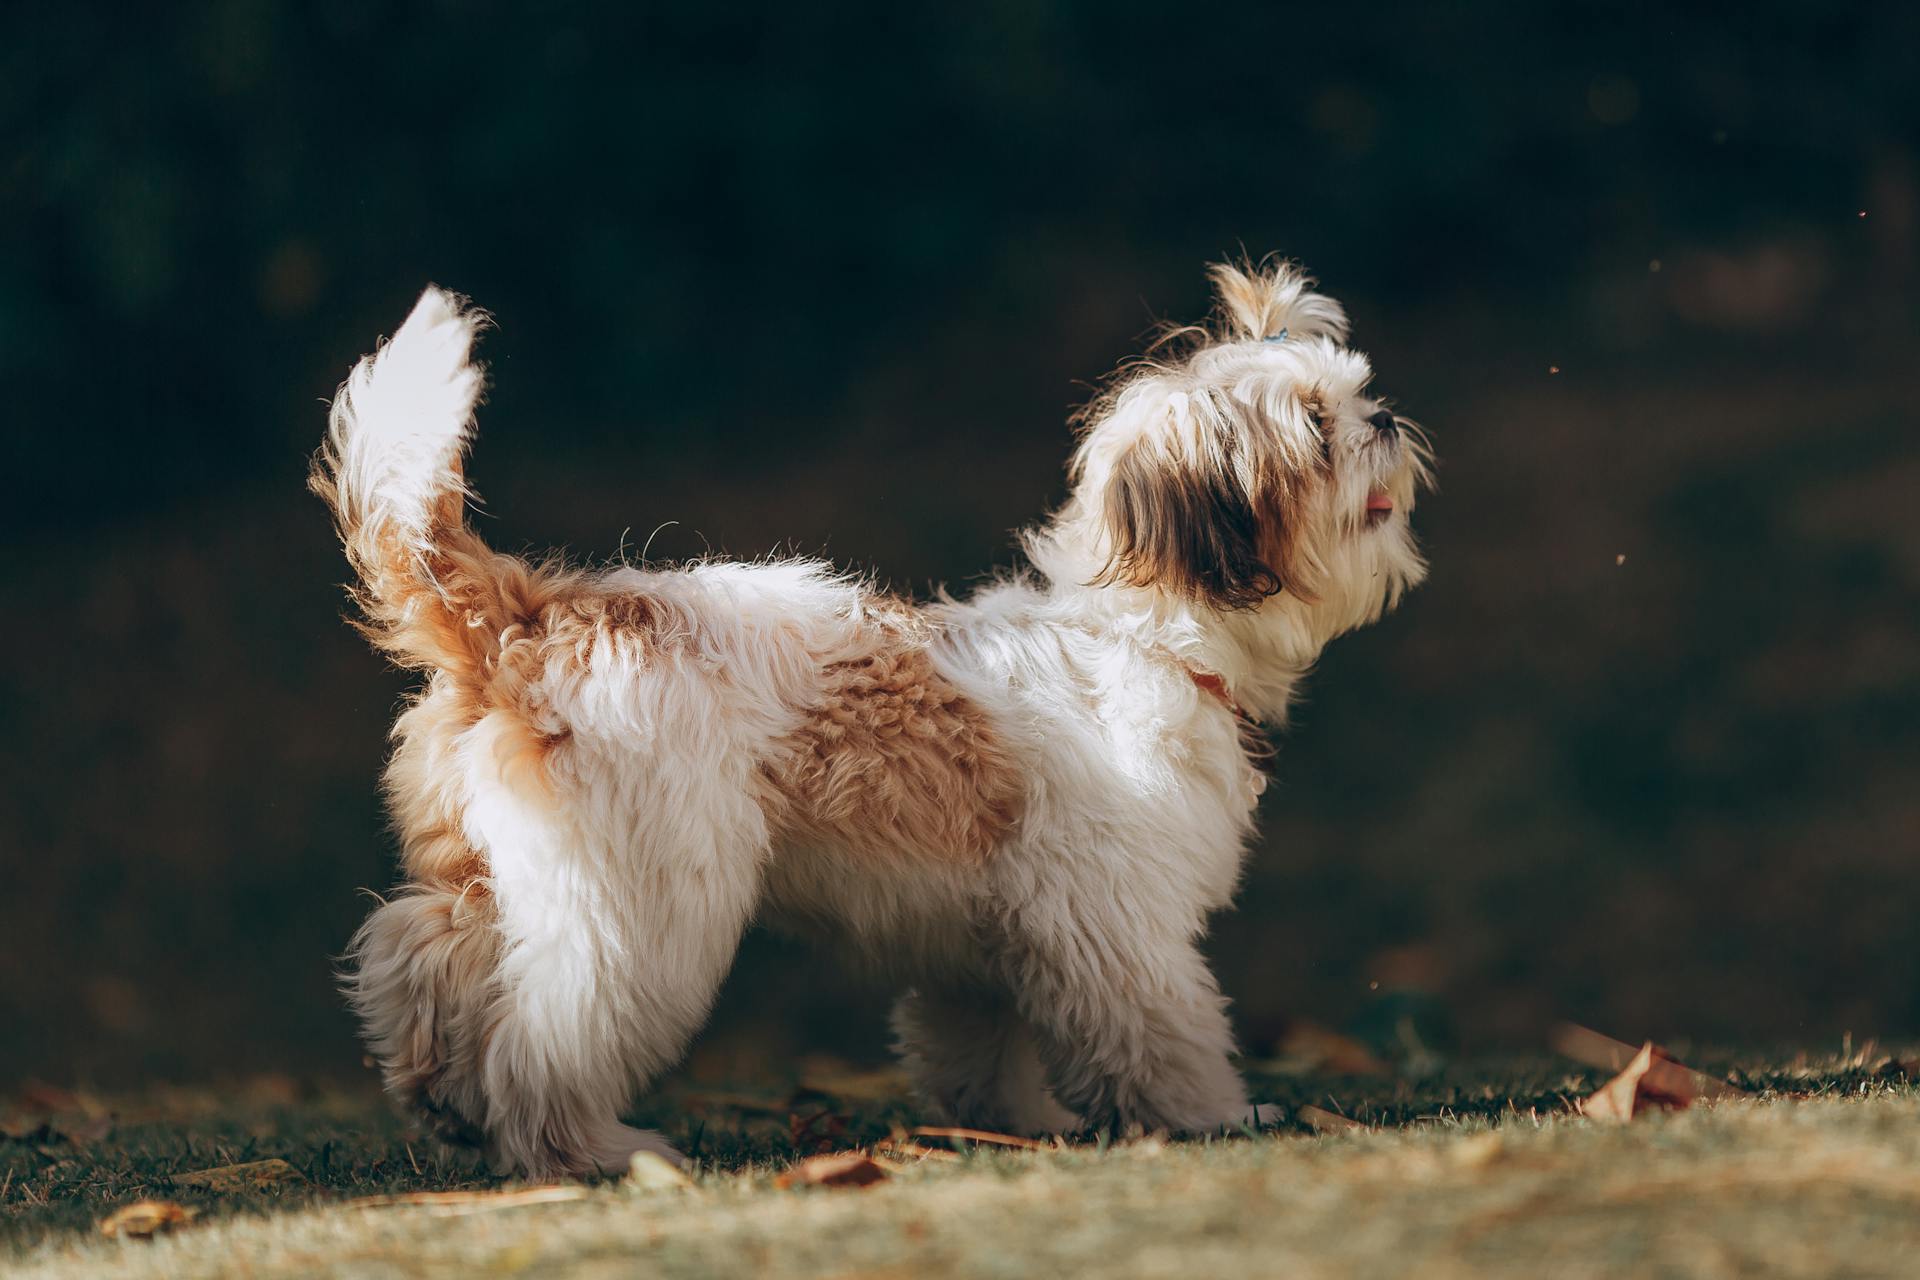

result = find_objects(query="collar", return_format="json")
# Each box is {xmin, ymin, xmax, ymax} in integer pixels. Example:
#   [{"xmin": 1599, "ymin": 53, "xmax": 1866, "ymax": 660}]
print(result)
[{"xmin": 1188, "ymin": 667, "xmax": 1243, "ymax": 717}]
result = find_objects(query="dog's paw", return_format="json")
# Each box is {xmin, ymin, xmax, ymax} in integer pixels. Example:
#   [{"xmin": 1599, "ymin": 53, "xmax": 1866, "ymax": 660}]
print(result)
[
  {"xmin": 1003, "ymin": 1091, "xmax": 1080, "ymax": 1137},
  {"xmin": 1158, "ymin": 1101, "xmax": 1283, "ymax": 1136},
  {"xmin": 589, "ymin": 1123, "xmax": 687, "ymax": 1173}
]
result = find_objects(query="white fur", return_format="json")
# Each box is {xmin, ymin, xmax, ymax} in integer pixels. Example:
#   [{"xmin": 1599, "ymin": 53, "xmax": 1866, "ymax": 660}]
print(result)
[
  {"xmin": 323, "ymin": 261, "xmax": 1429, "ymax": 1176},
  {"xmin": 321, "ymin": 288, "xmax": 483, "ymax": 566}
]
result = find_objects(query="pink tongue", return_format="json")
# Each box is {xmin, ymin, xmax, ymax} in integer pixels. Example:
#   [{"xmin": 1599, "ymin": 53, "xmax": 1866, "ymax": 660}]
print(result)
[{"xmin": 1366, "ymin": 491, "xmax": 1393, "ymax": 512}]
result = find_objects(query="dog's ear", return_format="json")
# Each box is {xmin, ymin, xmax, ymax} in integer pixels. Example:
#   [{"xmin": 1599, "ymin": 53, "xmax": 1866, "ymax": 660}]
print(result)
[{"xmin": 1091, "ymin": 425, "xmax": 1286, "ymax": 610}]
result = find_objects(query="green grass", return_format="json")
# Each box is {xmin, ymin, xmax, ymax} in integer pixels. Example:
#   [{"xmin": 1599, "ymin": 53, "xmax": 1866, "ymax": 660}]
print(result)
[{"xmin": 6, "ymin": 1051, "xmax": 1918, "ymax": 1278}]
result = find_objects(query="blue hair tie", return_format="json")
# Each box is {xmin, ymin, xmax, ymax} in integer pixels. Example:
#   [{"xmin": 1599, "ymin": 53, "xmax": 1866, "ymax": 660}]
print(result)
[{"xmin": 1262, "ymin": 328, "xmax": 1289, "ymax": 343}]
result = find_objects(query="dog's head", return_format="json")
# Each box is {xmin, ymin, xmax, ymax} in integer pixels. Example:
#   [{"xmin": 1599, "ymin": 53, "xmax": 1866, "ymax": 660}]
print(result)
[{"xmin": 1041, "ymin": 258, "xmax": 1431, "ymax": 640}]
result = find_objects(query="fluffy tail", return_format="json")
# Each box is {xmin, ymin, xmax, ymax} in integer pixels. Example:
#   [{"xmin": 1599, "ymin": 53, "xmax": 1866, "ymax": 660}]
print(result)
[{"xmin": 312, "ymin": 287, "xmax": 524, "ymax": 679}]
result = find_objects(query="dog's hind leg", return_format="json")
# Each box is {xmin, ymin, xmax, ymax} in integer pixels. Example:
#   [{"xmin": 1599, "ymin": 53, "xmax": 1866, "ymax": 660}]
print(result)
[
  {"xmin": 465, "ymin": 715, "xmax": 768, "ymax": 1178},
  {"xmin": 346, "ymin": 881, "xmax": 503, "ymax": 1149}
]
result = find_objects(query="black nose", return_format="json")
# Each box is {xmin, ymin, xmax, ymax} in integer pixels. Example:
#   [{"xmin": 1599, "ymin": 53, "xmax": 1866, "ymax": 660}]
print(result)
[{"xmin": 1368, "ymin": 409, "xmax": 1399, "ymax": 436}]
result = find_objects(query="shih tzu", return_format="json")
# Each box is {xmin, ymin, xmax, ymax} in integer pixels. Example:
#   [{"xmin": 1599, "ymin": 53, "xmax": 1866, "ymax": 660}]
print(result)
[{"xmin": 313, "ymin": 258, "xmax": 1431, "ymax": 1177}]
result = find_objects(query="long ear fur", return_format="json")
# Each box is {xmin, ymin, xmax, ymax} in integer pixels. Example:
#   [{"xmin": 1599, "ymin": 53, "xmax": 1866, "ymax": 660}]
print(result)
[{"xmin": 1091, "ymin": 411, "xmax": 1285, "ymax": 610}]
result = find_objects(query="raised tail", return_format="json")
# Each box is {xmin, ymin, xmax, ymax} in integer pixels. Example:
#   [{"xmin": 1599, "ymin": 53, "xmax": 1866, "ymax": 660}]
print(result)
[{"xmin": 312, "ymin": 287, "xmax": 531, "ymax": 680}]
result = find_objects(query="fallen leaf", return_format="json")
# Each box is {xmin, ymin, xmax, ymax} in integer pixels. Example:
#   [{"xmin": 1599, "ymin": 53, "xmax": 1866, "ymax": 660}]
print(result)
[
  {"xmin": 99, "ymin": 1200, "xmax": 198, "ymax": 1239},
  {"xmin": 628, "ymin": 1151, "xmax": 694, "ymax": 1191},
  {"xmin": 171, "ymin": 1158, "xmax": 305, "ymax": 1192},
  {"xmin": 789, "ymin": 1106, "xmax": 850, "ymax": 1152},
  {"xmin": 1552, "ymin": 1024, "xmax": 1745, "ymax": 1103},
  {"xmin": 1579, "ymin": 1041, "xmax": 1694, "ymax": 1122},
  {"xmin": 774, "ymin": 1151, "xmax": 890, "ymax": 1190},
  {"xmin": 1298, "ymin": 1105, "xmax": 1368, "ymax": 1134},
  {"xmin": 1581, "ymin": 1042, "xmax": 1650, "ymax": 1122}
]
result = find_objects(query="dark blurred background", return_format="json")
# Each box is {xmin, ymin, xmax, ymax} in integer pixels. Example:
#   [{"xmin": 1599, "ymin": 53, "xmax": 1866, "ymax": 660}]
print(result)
[{"xmin": 3, "ymin": 1, "xmax": 1917, "ymax": 1085}]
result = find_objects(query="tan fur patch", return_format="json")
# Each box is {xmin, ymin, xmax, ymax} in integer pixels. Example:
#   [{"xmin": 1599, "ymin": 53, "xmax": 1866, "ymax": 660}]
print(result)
[
  {"xmin": 391, "ymin": 579, "xmax": 657, "ymax": 880},
  {"xmin": 762, "ymin": 614, "xmax": 1022, "ymax": 863},
  {"xmin": 385, "ymin": 681, "xmax": 490, "ymax": 889}
]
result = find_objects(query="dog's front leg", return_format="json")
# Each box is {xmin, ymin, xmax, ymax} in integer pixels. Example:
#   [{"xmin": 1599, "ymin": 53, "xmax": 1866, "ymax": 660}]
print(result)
[
  {"xmin": 995, "ymin": 906, "xmax": 1261, "ymax": 1137},
  {"xmin": 891, "ymin": 983, "xmax": 1079, "ymax": 1135}
]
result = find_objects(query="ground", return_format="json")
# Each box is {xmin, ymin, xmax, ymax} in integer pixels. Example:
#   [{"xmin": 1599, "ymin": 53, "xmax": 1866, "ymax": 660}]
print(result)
[{"xmin": 5, "ymin": 1047, "xmax": 1918, "ymax": 1279}]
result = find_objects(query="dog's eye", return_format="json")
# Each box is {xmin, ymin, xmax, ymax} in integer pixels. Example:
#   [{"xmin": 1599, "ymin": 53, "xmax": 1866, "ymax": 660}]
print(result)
[{"xmin": 1304, "ymin": 407, "xmax": 1331, "ymax": 458}]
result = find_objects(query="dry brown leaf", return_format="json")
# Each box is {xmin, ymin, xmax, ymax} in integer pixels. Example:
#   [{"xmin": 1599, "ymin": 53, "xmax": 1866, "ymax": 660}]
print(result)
[
  {"xmin": 1580, "ymin": 1042, "xmax": 1658, "ymax": 1122},
  {"xmin": 789, "ymin": 1106, "xmax": 850, "ymax": 1152},
  {"xmin": 99, "ymin": 1200, "xmax": 198, "ymax": 1239},
  {"xmin": 774, "ymin": 1151, "xmax": 890, "ymax": 1190},
  {"xmin": 1578, "ymin": 1040, "xmax": 1701, "ymax": 1123},
  {"xmin": 171, "ymin": 1158, "xmax": 305, "ymax": 1192},
  {"xmin": 1553, "ymin": 1024, "xmax": 1745, "ymax": 1104},
  {"xmin": 1298, "ymin": 1105, "xmax": 1368, "ymax": 1134}
]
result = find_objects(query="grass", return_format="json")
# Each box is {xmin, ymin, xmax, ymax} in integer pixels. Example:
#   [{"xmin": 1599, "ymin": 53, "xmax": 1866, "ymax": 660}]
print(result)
[{"xmin": 5, "ymin": 1048, "xmax": 1919, "ymax": 1278}]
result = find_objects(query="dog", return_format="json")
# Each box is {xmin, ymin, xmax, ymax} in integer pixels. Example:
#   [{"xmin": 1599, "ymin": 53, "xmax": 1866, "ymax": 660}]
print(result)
[{"xmin": 313, "ymin": 258, "xmax": 1431, "ymax": 1177}]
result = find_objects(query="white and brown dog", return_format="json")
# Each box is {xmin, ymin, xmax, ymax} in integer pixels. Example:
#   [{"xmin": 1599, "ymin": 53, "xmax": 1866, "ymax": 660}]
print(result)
[{"xmin": 315, "ymin": 259, "xmax": 1431, "ymax": 1177}]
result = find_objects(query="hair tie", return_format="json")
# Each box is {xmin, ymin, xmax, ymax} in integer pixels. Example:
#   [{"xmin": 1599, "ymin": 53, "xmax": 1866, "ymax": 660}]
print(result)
[{"xmin": 1262, "ymin": 328, "xmax": 1289, "ymax": 343}]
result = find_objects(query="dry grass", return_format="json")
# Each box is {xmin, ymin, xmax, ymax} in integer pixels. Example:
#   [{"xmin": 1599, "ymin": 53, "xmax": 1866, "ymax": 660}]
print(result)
[{"xmin": 6, "ymin": 1051, "xmax": 1918, "ymax": 1277}]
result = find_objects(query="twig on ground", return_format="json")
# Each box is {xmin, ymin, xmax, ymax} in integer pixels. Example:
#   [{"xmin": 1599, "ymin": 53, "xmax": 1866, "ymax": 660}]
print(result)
[
  {"xmin": 344, "ymin": 1186, "xmax": 590, "ymax": 1214},
  {"xmin": 909, "ymin": 1126, "xmax": 1051, "ymax": 1150}
]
